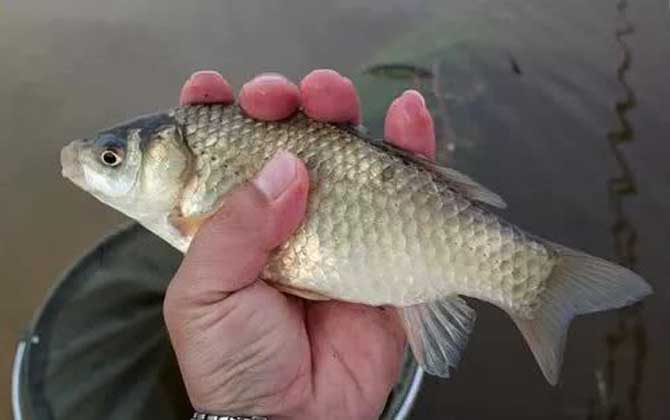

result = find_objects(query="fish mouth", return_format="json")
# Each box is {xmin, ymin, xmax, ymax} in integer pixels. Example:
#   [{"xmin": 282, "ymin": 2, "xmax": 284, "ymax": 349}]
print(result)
[{"xmin": 60, "ymin": 141, "xmax": 86, "ymax": 187}]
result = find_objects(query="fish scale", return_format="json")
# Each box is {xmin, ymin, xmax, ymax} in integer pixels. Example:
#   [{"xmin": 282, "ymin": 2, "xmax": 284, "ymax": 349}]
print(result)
[{"xmin": 174, "ymin": 104, "xmax": 554, "ymax": 314}]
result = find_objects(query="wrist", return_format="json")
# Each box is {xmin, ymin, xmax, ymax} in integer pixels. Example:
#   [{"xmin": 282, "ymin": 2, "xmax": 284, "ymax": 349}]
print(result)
[{"xmin": 191, "ymin": 411, "xmax": 268, "ymax": 420}]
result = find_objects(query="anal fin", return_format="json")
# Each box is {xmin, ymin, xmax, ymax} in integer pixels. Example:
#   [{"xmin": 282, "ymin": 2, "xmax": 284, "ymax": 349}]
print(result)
[{"xmin": 398, "ymin": 295, "xmax": 476, "ymax": 377}]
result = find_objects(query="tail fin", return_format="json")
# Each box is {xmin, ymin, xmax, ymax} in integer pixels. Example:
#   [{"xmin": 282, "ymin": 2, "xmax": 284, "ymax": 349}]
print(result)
[{"xmin": 510, "ymin": 243, "xmax": 652, "ymax": 385}]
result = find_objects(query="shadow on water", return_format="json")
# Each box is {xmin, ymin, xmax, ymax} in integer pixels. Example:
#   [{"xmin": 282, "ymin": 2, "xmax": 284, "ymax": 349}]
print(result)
[{"xmin": 588, "ymin": 1, "xmax": 646, "ymax": 419}]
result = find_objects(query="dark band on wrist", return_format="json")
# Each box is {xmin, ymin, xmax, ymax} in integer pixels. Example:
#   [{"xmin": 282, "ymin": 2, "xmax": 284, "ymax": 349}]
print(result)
[{"xmin": 191, "ymin": 411, "xmax": 268, "ymax": 420}]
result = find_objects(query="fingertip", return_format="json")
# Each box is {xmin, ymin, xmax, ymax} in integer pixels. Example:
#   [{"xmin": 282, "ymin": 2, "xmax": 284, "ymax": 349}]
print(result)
[
  {"xmin": 340, "ymin": 76, "xmax": 362, "ymax": 124},
  {"xmin": 239, "ymin": 73, "xmax": 301, "ymax": 121},
  {"xmin": 384, "ymin": 90, "xmax": 436, "ymax": 160},
  {"xmin": 300, "ymin": 69, "xmax": 361, "ymax": 124},
  {"xmin": 179, "ymin": 70, "xmax": 234, "ymax": 106}
]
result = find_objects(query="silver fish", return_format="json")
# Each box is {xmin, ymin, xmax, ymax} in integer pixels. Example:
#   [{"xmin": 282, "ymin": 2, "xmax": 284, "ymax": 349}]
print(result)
[{"xmin": 60, "ymin": 104, "xmax": 652, "ymax": 384}]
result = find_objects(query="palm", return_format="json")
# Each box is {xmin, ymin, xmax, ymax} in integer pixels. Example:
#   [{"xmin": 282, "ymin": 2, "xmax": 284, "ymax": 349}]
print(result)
[
  {"xmin": 302, "ymin": 300, "xmax": 405, "ymax": 418},
  {"xmin": 190, "ymin": 283, "xmax": 405, "ymax": 419}
]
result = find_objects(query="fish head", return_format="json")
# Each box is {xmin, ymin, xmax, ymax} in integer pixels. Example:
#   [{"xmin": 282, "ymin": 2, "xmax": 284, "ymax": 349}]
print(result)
[{"xmin": 61, "ymin": 112, "xmax": 192, "ymax": 222}]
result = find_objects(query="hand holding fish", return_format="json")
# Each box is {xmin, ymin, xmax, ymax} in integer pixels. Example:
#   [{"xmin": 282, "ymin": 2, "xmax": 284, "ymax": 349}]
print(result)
[
  {"xmin": 164, "ymin": 69, "xmax": 434, "ymax": 419},
  {"xmin": 62, "ymin": 66, "xmax": 650, "ymax": 418}
]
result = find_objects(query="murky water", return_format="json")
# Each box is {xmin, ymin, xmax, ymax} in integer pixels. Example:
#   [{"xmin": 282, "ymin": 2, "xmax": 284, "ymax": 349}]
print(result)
[{"xmin": 1, "ymin": 0, "xmax": 668, "ymax": 418}]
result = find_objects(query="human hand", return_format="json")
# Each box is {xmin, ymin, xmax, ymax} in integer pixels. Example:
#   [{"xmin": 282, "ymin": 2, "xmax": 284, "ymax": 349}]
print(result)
[{"xmin": 164, "ymin": 69, "xmax": 436, "ymax": 419}]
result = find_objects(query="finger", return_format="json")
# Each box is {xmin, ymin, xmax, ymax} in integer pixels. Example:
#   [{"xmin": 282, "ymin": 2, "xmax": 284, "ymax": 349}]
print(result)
[
  {"xmin": 384, "ymin": 90, "xmax": 436, "ymax": 160},
  {"xmin": 172, "ymin": 151, "xmax": 309, "ymax": 301},
  {"xmin": 179, "ymin": 70, "xmax": 235, "ymax": 106},
  {"xmin": 299, "ymin": 69, "xmax": 361, "ymax": 124},
  {"xmin": 239, "ymin": 73, "xmax": 301, "ymax": 121}
]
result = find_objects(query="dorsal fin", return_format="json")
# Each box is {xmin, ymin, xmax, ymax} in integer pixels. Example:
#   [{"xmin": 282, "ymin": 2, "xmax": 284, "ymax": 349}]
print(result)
[
  {"xmin": 352, "ymin": 131, "xmax": 506, "ymax": 209},
  {"xmin": 420, "ymin": 160, "xmax": 507, "ymax": 208}
]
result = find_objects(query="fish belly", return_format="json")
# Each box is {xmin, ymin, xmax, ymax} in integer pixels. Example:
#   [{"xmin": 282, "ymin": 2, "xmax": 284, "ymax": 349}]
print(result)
[{"xmin": 263, "ymin": 177, "xmax": 557, "ymax": 313}]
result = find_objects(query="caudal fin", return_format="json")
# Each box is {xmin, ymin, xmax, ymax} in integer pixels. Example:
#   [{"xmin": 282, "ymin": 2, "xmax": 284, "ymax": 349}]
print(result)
[{"xmin": 510, "ymin": 243, "xmax": 652, "ymax": 385}]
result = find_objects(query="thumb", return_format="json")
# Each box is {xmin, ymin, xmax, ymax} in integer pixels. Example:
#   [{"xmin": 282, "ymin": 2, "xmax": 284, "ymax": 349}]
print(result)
[{"xmin": 167, "ymin": 151, "xmax": 309, "ymax": 305}]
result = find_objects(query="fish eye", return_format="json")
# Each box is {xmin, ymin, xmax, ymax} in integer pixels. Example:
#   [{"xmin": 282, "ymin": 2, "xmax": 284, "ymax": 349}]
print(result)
[{"xmin": 100, "ymin": 148, "xmax": 123, "ymax": 167}]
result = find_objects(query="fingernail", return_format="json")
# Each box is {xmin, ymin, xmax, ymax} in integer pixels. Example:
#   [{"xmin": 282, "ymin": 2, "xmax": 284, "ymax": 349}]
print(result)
[
  {"xmin": 311, "ymin": 69, "xmax": 341, "ymax": 78},
  {"xmin": 253, "ymin": 72, "xmax": 288, "ymax": 83},
  {"xmin": 401, "ymin": 91, "xmax": 426, "ymax": 123},
  {"xmin": 242, "ymin": 74, "xmax": 285, "ymax": 97},
  {"xmin": 254, "ymin": 151, "xmax": 297, "ymax": 200},
  {"xmin": 189, "ymin": 70, "xmax": 224, "ymax": 82},
  {"xmin": 402, "ymin": 89, "xmax": 426, "ymax": 106}
]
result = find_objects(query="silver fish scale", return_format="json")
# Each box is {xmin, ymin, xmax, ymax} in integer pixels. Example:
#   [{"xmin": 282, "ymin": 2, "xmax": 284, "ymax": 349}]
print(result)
[{"xmin": 173, "ymin": 105, "xmax": 556, "ymax": 316}]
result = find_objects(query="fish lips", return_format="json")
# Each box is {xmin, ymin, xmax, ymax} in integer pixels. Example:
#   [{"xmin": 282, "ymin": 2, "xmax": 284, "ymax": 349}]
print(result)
[{"xmin": 60, "ymin": 140, "xmax": 86, "ymax": 187}]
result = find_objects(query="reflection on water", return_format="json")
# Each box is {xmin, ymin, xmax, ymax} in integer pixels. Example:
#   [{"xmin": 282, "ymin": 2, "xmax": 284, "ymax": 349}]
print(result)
[{"xmin": 590, "ymin": 1, "xmax": 646, "ymax": 419}]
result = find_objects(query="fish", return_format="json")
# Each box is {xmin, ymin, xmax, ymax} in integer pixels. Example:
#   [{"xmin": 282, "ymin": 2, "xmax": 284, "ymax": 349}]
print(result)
[{"xmin": 60, "ymin": 103, "xmax": 652, "ymax": 384}]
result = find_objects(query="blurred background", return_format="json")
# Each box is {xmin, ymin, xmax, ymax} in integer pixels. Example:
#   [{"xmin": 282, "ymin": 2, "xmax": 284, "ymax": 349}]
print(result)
[{"xmin": 1, "ymin": 0, "xmax": 668, "ymax": 418}]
